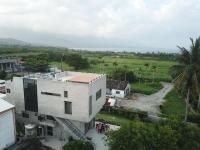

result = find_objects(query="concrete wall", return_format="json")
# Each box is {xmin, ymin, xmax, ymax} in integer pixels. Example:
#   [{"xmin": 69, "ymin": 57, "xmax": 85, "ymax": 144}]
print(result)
[
  {"xmin": 0, "ymin": 109, "xmax": 15, "ymax": 150},
  {"xmin": 89, "ymin": 75, "xmax": 106, "ymax": 121},
  {"xmin": 6, "ymin": 74, "xmax": 106, "ymax": 123},
  {"xmin": 37, "ymin": 79, "xmax": 90, "ymax": 122},
  {"xmin": 6, "ymin": 77, "xmax": 25, "ymax": 113}
]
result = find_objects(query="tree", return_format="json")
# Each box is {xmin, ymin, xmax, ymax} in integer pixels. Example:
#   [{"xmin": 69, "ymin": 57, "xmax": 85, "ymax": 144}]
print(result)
[
  {"xmin": 111, "ymin": 68, "xmax": 137, "ymax": 83},
  {"xmin": 152, "ymin": 65, "xmax": 157, "ymax": 83},
  {"xmin": 63, "ymin": 140, "xmax": 94, "ymax": 150},
  {"xmin": 0, "ymin": 71, "xmax": 7, "ymax": 79},
  {"xmin": 113, "ymin": 62, "xmax": 118, "ymax": 68},
  {"xmin": 170, "ymin": 37, "xmax": 200, "ymax": 121},
  {"xmin": 108, "ymin": 122, "xmax": 180, "ymax": 150},
  {"xmin": 65, "ymin": 54, "xmax": 89, "ymax": 70},
  {"xmin": 23, "ymin": 54, "xmax": 49, "ymax": 72}
]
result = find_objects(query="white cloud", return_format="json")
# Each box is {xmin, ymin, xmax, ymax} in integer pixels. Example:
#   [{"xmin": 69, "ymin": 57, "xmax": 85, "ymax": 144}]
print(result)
[{"xmin": 0, "ymin": 0, "xmax": 200, "ymax": 50}]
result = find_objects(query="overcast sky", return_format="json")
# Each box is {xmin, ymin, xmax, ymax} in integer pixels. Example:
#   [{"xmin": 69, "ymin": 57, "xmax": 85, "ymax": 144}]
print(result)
[{"xmin": 0, "ymin": 0, "xmax": 200, "ymax": 52}]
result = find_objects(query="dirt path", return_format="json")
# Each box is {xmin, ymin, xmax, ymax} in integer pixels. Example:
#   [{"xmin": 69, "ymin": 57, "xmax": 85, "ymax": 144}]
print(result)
[{"xmin": 118, "ymin": 82, "xmax": 174, "ymax": 115}]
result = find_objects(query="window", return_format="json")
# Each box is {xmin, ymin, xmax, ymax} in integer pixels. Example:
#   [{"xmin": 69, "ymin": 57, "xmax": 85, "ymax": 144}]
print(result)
[
  {"xmin": 116, "ymin": 91, "xmax": 120, "ymax": 94},
  {"xmin": 64, "ymin": 101, "xmax": 72, "ymax": 114},
  {"xmin": 6, "ymin": 89, "xmax": 11, "ymax": 93},
  {"xmin": 38, "ymin": 115, "xmax": 45, "ymax": 121},
  {"xmin": 96, "ymin": 89, "xmax": 102, "ymax": 100},
  {"xmin": 64, "ymin": 91, "xmax": 68, "ymax": 98},
  {"xmin": 89, "ymin": 96, "xmax": 92, "ymax": 115},
  {"xmin": 22, "ymin": 112, "xmax": 29, "ymax": 118},
  {"xmin": 46, "ymin": 115, "xmax": 56, "ymax": 121},
  {"xmin": 47, "ymin": 126, "xmax": 53, "ymax": 136},
  {"xmin": 41, "ymin": 92, "xmax": 61, "ymax": 97}
]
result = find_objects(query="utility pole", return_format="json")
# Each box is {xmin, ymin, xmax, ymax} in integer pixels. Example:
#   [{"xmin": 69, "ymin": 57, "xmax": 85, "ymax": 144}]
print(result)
[{"xmin": 61, "ymin": 53, "xmax": 64, "ymax": 72}]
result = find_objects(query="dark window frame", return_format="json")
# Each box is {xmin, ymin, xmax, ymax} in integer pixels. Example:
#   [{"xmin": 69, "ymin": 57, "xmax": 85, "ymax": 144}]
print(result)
[
  {"xmin": 116, "ymin": 91, "xmax": 120, "ymax": 94},
  {"xmin": 89, "ymin": 95, "xmax": 92, "ymax": 115},
  {"xmin": 6, "ymin": 89, "xmax": 11, "ymax": 93},
  {"xmin": 96, "ymin": 89, "xmax": 102, "ymax": 100},
  {"xmin": 41, "ymin": 91, "xmax": 61, "ymax": 97},
  {"xmin": 64, "ymin": 91, "xmax": 68, "ymax": 98},
  {"xmin": 47, "ymin": 126, "xmax": 53, "ymax": 136},
  {"xmin": 22, "ymin": 112, "xmax": 29, "ymax": 118},
  {"xmin": 64, "ymin": 101, "xmax": 72, "ymax": 114}
]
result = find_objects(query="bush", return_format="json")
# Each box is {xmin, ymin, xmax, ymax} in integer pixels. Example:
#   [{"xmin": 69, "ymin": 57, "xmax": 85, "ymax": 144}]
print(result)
[
  {"xmin": 0, "ymin": 71, "xmax": 7, "ymax": 79},
  {"xmin": 63, "ymin": 140, "xmax": 94, "ymax": 150},
  {"xmin": 108, "ymin": 120, "xmax": 200, "ymax": 150},
  {"xmin": 187, "ymin": 112, "xmax": 200, "ymax": 124},
  {"xmin": 101, "ymin": 107, "xmax": 148, "ymax": 120},
  {"xmin": 111, "ymin": 68, "xmax": 137, "ymax": 83}
]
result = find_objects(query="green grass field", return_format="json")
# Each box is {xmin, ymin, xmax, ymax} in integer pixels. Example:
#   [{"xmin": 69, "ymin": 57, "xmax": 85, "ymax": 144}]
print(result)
[
  {"xmin": 50, "ymin": 55, "xmax": 176, "ymax": 82},
  {"xmin": 161, "ymin": 89, "xmax": 185, "ymax": 117},
  {"xmin": 131, "ymin": 82, "xmax": 163, "ymax": 95}
]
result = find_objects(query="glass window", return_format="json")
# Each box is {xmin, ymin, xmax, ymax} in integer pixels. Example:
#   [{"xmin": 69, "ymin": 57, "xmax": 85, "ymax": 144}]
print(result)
[
  {"xmin": 6, "ymin": 89, "xmax": 11, "ymax": 93},
  {"xmin": 64, "ymin": 101, "xmax": 72, "ymax": 114},
  {"xmin": 96, "ymin": 89, "xmax": 102, "ymax": 100},
  {"xmin": 64, "ymin": 91, "xmax": 68, "ymax": 98},
  {"xmin": 116, "ymin": 91, "xmax": 120, "ymax": 94},
  {"xmin": 41, "ymin": 91, "xmax": 61, "ymax": 97},
  {"xmin": 22, "ymin": 112, "xmax": 29, "ymax": 118},
  {"xmin": 47, "ymin": 126, "xmax": 53, "ymax": 136},
  {"xmin": 89, "ymin": 96, "xmax": 92, "ymax": 115}
]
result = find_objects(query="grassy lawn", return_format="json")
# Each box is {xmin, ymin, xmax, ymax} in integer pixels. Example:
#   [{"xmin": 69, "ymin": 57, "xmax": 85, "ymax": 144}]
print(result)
[
  {"xmin": 96, "ymin": 113, "xmax": 134, "ymax": 126},
  {"xmin": 131, "ymin": 82, "xmax": 163, "ymax": 95},
  {"xmin": 161, "ymin": 89, "xmax": 185, "ymax": 117}
]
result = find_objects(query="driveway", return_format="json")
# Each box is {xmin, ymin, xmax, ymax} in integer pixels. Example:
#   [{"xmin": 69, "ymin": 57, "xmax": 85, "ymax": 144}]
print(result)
[{"xmin": 118, "ymin": 82, "xmax": 174, "ymax": 115}]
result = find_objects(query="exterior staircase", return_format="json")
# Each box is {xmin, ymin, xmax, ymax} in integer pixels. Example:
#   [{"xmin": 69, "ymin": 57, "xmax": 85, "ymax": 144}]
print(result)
[{"xmin": 54, "ymin": 117, "xmax": 87, "ymax": 140}]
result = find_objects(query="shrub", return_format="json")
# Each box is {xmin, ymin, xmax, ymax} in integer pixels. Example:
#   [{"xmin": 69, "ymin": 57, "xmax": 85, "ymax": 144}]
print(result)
[
  {"xmin": 63, "ymin": 140, "xmax": 94, "ymax": 150},
  {"xmin": 187, "ymin": 112, "xmax": 200, "ymax": 124},
  {"xmin": 101, "ymin": 107, "xmax": 148, "ymax": 120}
]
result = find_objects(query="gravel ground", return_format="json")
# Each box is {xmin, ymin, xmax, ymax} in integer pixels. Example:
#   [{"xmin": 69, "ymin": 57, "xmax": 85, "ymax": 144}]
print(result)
[{"xmin": 118, "ymin": 82, "xmax": 174, "ymax": 115}]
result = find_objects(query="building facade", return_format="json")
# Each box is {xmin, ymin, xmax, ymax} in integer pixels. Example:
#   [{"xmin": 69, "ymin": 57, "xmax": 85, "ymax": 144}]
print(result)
[
  {"xmin": 0, "ymin": 58, "xmax": 23, "ymax": 72},
  {"xmin": 0, "ymin": 98, "xmax": 16, "ymax": 150},
  {"xmin": 106, "ymin": 79, "xmax": 131, "ymax": 98},
  {"xmin": 5, "ymin": 71, "xmax": 106, "ymax": 140}
]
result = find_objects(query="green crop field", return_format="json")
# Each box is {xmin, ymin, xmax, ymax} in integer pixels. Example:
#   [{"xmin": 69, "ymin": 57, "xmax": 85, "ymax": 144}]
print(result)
[{"xmin": 50, "ymin": 55, "xmax": 176, "ymax": 82}]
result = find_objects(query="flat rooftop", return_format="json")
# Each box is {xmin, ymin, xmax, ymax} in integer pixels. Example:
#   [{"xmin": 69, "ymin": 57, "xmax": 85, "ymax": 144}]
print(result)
[
  {"xmin": 24, "ymin": 71, "xmax": 105, "ymax": 84},
  {"xmin": 0, "ymin": 98, "xmax": 14, "ymax": 113}
]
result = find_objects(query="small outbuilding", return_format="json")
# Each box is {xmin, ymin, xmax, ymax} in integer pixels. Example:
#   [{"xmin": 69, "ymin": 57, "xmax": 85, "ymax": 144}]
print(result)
[
  {"xmin": 106, "ymin": 79, "xmax": 131, "ymax": 98},
  {"xmin": 0, "ymin": 98, "xmax": 16, "ymax": 150}
]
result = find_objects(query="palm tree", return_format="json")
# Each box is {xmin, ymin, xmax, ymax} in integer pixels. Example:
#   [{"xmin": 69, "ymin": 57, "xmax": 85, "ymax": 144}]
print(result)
[{"xmin": 170, "ymin": 37, "xmax": 200, "ymax": 121}]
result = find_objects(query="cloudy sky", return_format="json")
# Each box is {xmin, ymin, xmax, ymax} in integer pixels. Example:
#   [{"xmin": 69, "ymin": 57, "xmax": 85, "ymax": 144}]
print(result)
[{"xmin": 0, "ymin": 0, "xmax": 200, "ymax": 52}]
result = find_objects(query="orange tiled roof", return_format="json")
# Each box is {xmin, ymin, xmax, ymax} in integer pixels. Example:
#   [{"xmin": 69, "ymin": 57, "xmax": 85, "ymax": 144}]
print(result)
[{"xmin": 68, "ymin": 75, "xmax": 99, "ymax": 83}]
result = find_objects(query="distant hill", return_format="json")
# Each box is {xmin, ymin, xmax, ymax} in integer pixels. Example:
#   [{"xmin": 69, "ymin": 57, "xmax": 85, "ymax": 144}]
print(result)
[{"xmin": 0, "ymin": 38, "xmax": 30, "ymax": 46}]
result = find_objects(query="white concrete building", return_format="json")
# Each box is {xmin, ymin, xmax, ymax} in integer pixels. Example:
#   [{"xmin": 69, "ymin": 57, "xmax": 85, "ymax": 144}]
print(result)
[
  {"xmin": 106, "ymin": 79, "xmax": 131, "ymax": 98},
  {"xmin": 5, "ymin": 71, "xmax": 106, "ymax": 140},
  {"xmin": 0, "ymin": 98, "xmax": 15, "ymax": 150}
]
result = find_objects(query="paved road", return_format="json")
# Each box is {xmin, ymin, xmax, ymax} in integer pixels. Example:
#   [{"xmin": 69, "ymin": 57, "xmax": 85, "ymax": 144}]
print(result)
[{"xmin": 118, "ymin": 82, "xmax": 174, "ymax": 115}]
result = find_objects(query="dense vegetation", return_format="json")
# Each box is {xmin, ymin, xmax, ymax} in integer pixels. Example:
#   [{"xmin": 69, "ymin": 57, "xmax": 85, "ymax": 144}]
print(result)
[
  {"xmin": 108, "ymin": 120, "xmax": 200, "ymax": 150},
  {"xmin": 161, "ymin": 89, "xmax": 185, "ymax": 118},
  {"xmin": 132, "ymin": 82, "xmax": 163, "ymax": 95},
  {"xmin": 22, "ymin": 54, "xmax": 49, "ymax": 72},
  {"xmin": 0, "ymin": 71, "xmax": 7, "ymax": 79},
  {"xmin": 170, "ymin": 37, "xmax": 200, "ymax": 121},
  {"xmin": 63, "ymin": 140, "xmax": 94, "ymax": 150}
]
